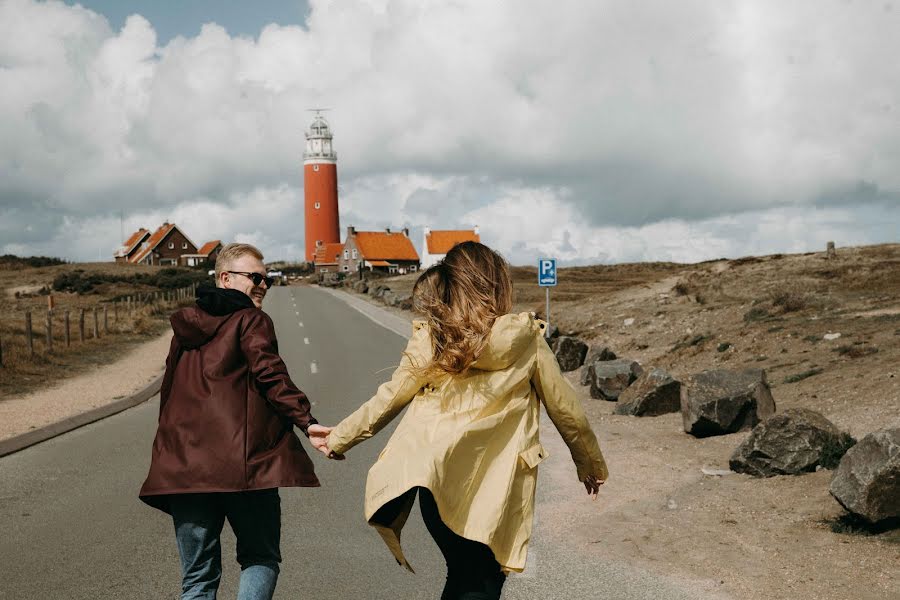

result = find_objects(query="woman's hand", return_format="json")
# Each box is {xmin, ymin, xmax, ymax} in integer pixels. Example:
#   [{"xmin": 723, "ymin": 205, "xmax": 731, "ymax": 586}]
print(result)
[
  {"xmin": 307, "ymin": 424, "xmax": 346, "ymax": 460},
  {"xmin": 583, "ymin": 474, "xmax": 605, "ymax": 500}
]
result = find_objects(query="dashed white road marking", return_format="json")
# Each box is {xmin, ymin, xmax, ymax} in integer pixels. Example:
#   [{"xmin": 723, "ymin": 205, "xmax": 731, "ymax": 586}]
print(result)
[
  {"xmin": 310, "ymin": 362, "xmax": 318, "ymax": 374},
  {"xmin": 304, "ymin": 337, "xmax": 309, "ymax": 345}
]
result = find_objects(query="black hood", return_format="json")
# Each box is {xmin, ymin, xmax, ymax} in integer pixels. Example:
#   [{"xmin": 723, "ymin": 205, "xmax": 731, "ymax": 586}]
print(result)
[
  {"xmin": 196, "ymin": 284, "xmax": 255, "ymax": 316},
  {"xmin": 169, "ymin": 285, "xmax": 256, "ymax": 349}
]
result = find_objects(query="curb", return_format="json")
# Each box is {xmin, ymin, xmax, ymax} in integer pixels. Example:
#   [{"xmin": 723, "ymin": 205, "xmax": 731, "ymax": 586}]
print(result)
[{"xmin": 0, "ymin": 374, "xmax": 164, "ymax": 458}]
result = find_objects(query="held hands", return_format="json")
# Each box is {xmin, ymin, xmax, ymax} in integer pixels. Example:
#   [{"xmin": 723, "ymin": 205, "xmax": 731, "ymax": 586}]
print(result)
[
  {"xmin": 306, "ymin": 424, "xmax": 345, "ymax": 460},
  {"xmin": 583, "ymin": 474, "xmax": 605, "ymax": 500}
]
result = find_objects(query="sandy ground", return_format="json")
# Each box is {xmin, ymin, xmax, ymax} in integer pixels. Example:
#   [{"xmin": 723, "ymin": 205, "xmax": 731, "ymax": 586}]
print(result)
[{"xmin": 0, "ymin": 332, "xmax": 170, "ymax": 440}]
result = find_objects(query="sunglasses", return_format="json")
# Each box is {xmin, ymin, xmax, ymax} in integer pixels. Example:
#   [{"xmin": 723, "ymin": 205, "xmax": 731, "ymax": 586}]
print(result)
[{"xmin": 227, "ymin": 271, "xmax": 276, "ymax": 288}]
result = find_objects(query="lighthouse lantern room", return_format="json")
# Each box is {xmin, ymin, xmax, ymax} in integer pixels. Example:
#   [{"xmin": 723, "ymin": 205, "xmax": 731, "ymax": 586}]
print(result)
[{"xmin": 304, "ymin": 112, "xmax": 340, "ymax": 262}]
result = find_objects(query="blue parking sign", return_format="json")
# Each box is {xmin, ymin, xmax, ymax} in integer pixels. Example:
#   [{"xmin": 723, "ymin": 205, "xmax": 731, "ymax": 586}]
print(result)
[{"xmin": 538, "ymin": 258, "xmax": 557, "ymax": 287}]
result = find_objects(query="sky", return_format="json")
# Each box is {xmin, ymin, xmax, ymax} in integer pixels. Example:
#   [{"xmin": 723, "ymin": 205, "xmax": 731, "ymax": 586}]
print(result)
[{"xmin": 1, "ymin": 0, "xmax": 899, "ymax": 266}]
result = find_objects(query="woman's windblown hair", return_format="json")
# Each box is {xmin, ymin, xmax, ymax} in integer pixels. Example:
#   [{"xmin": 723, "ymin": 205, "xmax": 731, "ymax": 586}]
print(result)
[{"xmin": 412, "ymin": 241, "xmax": 513, "ymax": 376}]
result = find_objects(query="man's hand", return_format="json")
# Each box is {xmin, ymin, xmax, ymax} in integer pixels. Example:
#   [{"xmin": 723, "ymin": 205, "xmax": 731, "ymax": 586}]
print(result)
[
  {"xmin": 307, "ymin": 424, "xmax": 345, "ymax": 460},
  {"xmin": 583, "ymin": 474, "xmax": 605, "ymax": 500}
]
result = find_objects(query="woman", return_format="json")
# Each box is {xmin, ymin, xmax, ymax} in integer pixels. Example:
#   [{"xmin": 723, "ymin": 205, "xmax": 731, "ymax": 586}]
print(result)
[{"xmin": 315, "ymin": 241, "xmax": 607, "ymax": 599}]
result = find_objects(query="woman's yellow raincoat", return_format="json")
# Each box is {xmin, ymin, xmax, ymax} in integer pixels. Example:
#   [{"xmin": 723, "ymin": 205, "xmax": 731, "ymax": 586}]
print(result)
[{"xmin": 326, "ymin": 312, "xmax": 608, "ymax": 573}]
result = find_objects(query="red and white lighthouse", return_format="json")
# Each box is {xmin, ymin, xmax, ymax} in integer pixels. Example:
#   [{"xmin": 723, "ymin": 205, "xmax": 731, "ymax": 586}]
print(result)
[{"xmin": 303, "ymin": 112, "xmax": 340, "ymax": 262}]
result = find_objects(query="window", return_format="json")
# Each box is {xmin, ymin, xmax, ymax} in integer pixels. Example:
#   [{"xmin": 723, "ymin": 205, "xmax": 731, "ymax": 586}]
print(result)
[
  {"xmin": 314, "ymin": 202, "xmax": 321, "ymax": 209},
  {"xmin": 351, "ymin": 249, "xmax": 358, "ymax": 259},
  {"xmin": 316, "ymin": 240, "xmax": 323, "ymax": 247},
  {"xmin": 313, "ymin": 164, "xmax": 320, "ymax": 172},
  {"xmin": 342, "ymin": 265, "xmax": 349, "ymax": 272},
  {"xmin": 182, "ymin": 242, "xmax": 188, "ymax": 249},
  {"xmin": 343, "ymin": 250, "xmax": 349, "ymax": 259},
  {"xmin": 168, "ymin": 242, "xmax": 174, "ymax": 249},
  {"xmin": 409, "ymin": 265, "xmax": 417, "ymax": 272}
]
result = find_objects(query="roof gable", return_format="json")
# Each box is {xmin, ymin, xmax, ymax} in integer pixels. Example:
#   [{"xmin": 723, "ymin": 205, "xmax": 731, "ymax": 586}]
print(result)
[
  {"xmin": 115, "ymin": 228, "xmax": 150, "ymax": 257},
  {"xmin": 198, "ymin": 240, "xmax": 222, "ymax": 256},
  {"xmin": 426, "ymin": 229, "xmax": 481, "ymax": 254},
  {"xmin": 314, "ymin": 242, "xmax": 344, "ymax": 264},
  {"xmin": 354, "ymin": 231, "xmax": 419, "ymax": 261}
]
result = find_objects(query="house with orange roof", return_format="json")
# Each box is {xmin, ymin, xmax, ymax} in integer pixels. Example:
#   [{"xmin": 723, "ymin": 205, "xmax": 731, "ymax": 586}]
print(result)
[
  {"xmin": 120, "ymin": 222, "xmax": 199, "ymax": 266},
  {"xmin": 339, "ymin": 226, "xmax": 420, "ymax": 275},
  {"xmin": 313, "ymin": 241, "xmax": 345, "ymax": 274},
  {"xmin": 421, "ymin": 226, "xmax": 481, "ymax": 269},
  {"xmin": 114, "ymin": 228, "xmax": 151, "ymax": 263},
  {"xmin": 180, "ymin": 240, "xmax": 224, "ymax": 267}
]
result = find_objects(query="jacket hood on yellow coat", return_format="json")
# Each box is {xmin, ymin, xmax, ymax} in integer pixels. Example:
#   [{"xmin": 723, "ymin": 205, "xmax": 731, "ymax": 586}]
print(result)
[{"xmin": 327, "ymin": 312, "xmax": 608, "ymax": 574}]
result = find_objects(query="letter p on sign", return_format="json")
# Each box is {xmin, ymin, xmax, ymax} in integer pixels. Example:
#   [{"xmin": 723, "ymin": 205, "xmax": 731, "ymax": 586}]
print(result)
[{"xmin": 538, "ymin": 258, "xmax": 557, "ymax": 287}]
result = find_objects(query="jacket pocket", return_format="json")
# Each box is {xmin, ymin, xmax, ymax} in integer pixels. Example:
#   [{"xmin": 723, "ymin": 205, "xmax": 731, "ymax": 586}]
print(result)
[{"xmin": 519, "ymin": 443, "xmax": 549, "ymax": 469}]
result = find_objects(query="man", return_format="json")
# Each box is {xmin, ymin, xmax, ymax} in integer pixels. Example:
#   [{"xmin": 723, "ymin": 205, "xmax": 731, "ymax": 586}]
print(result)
[{"xmin": 140, "ymin": 242, "xmax": 330, "ymax": 600}]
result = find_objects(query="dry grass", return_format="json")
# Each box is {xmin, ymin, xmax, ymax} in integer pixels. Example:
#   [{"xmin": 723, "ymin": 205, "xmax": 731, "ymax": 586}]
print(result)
[{"xmin": 0, "ymin": 261, "xmax": 204, "ymax": 398}]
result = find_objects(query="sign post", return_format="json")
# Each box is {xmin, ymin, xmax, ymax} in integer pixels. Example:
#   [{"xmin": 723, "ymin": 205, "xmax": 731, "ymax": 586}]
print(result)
[{"xmin": 538, "ymin": 258, "xmax": 557, "ymax": 337}]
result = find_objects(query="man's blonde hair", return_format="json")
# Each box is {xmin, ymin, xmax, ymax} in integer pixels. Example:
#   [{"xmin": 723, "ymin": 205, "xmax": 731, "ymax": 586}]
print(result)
[{"xmin": 215, "ymin": 243, "xmax": 264, "ymax": 281}]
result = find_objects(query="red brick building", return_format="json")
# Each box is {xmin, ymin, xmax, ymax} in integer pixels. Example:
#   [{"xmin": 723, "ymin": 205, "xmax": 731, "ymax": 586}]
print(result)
[{"xmin": 115, "ymin": 224, "xmax": 221, "ymax": 267}]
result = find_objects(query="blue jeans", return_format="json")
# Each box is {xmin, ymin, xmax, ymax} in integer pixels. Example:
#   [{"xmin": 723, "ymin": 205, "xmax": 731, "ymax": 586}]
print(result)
[{"xmin": 170, "ymin": 489, "xmax": 282, "ymax": 600}]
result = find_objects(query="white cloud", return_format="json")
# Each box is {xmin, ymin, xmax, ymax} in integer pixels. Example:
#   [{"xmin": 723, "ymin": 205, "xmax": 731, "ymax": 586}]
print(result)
[{"xmin": 0, "ymin": 0, "xmax": 899, "ymax": 264}]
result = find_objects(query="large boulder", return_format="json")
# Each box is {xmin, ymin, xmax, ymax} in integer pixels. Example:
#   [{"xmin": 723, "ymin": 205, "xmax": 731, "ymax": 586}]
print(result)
[
  {"xmin": 353, "ymin": 280, "xmax": 369, "ymax": 294},
  {"xmin": 579, "ymin": 346, "xmax": 617, "ymax": 385},
  {"xmin": 554, "ymin": 336, "xmax": 588, "ymax": 372},
  {"xmin": 830, "ymin": 428, "xmax": 900, "ymax": 525},
  {"xmin": 680, "ymin": 369, "xmax": 776, "ymax": 437},
  {"xmin": 729, "ymin": 409, "xmax": 851, "ymax": 476},
  {"xmin": 587, "ymin": 359, "xmax": 643, "ymax": 401},
  {"xmin": 614, "ymin": 368, "xmax": 681, "ymax": 416}
]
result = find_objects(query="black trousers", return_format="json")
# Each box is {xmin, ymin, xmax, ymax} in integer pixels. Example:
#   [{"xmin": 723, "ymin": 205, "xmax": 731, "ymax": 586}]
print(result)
[{"xmin": 418, "ymin": 488, "xmax": 506, "ymax": 600}]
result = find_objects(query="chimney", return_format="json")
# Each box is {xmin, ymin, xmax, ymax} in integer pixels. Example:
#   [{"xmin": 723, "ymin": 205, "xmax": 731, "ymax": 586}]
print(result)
[
  {"xmin": 347, "ymin": 226, "xmax": 356, "ymax": 236},
  {"xmin": 402, "ymin": 227, "xmax": 409, "ymax": 237},
  {"xmin": 385, "ymin": 227, "xmax": 391, "ymax": 234},
  {"xmin": 473, "ymin": 225, "xmax": 480, "ymax": 236},
  {"xmin": 423, "ymin": 226, "xmax": 431, "ymax": 236}
]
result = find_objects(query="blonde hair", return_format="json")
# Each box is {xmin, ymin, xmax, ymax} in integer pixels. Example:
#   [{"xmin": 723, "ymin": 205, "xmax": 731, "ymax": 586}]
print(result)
[
  {"xmin": 413, "ymin": 241, "xmax": 513, "ymax": 376},
  {"xmin": 215, "ymin": 243, "xmax": 264, "ymax": 282}
]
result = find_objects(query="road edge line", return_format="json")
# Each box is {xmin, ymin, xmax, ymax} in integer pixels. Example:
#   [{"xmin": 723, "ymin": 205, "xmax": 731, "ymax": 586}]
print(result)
[{"xmin": 0, "ymin": 374, "xmax": 163, "ymax": 458}]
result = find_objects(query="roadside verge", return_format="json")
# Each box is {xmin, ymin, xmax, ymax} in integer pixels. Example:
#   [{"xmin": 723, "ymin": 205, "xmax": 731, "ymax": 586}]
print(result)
[
  {"xmin": 316, "ymin": 286, "xmax": 414, "ymax": 339},
  {"xmin": 0, "ymin": 374, "xmax": 162, "ymax": 457}
]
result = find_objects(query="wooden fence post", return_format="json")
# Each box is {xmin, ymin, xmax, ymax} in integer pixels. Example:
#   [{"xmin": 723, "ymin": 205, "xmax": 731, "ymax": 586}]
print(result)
[
  {"xmin": 79, "ymin": 309, "xmax": 85, "ymax": 342},
  {"xmin": 46, "ymin": 310, "xmax": 53, "ymax": 353},
  {"xmin": 25, "ymin": 311, "xmax": 34, "ymax": 357},
  {"xmin": 103, "ymin": 305, "xmax": 109, "ymax": 334},
  {"xmin": 93, "ymin": 307, "xmax": 100, "ymax": 339},
  {"xmin": 0, "ymin": 330, "xmax": 3, "ymax": 367},
  {"xmin": 65, "ymin": 310, "xmax": 71, "ymax": 347},
  {"xmin": 114, "ymin": 301, "xmax": 118, "ymax": 323}
]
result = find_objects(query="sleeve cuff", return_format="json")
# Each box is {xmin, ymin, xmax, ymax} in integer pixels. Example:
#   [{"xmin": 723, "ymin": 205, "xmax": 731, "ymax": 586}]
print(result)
[{"xmin": 300, "ymin": 417, "xmax": 318, "ymax": 435}]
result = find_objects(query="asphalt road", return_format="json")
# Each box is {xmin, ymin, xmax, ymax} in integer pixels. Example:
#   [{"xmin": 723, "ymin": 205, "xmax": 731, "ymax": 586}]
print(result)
[{"xmin": 0, "ymin": 286, "xmax": 706, "ymax": 599}]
